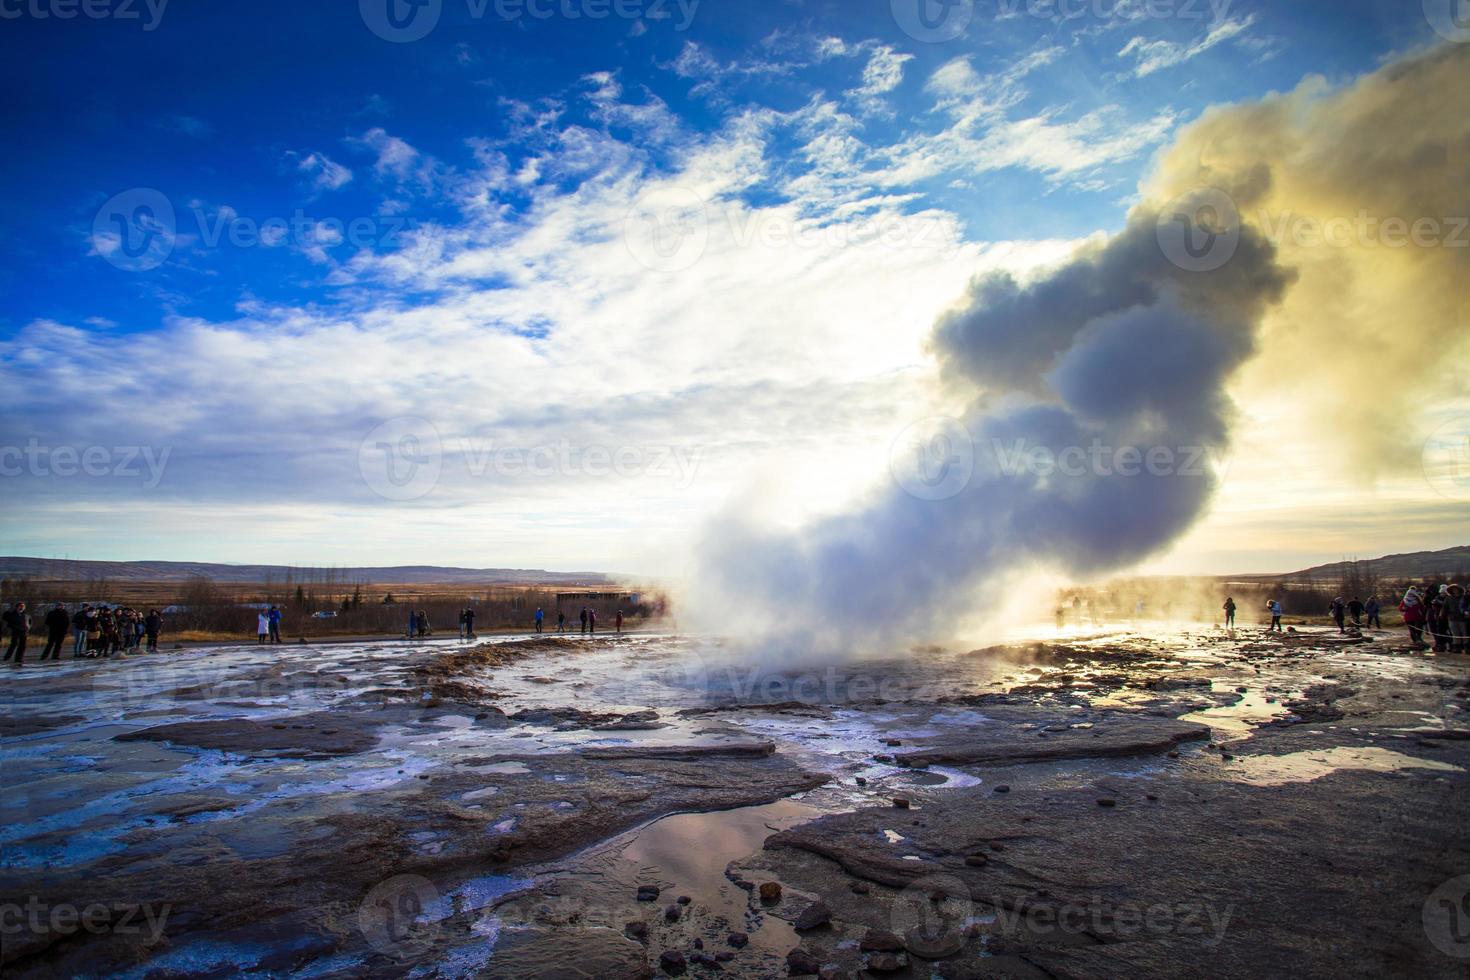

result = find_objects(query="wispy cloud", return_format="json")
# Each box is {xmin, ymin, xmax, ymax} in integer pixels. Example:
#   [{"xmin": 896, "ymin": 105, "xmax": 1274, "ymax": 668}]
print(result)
[{"xmin": 1119, "ymin": 15, "xmax": 1258, "ymax": 78}]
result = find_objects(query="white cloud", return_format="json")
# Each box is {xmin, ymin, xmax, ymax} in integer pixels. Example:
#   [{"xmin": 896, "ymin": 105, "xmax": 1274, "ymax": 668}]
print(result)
[
  {"xmin": 1119, "ymin": 15, "xmax": 1258, "ymax": 77},
  {"xmin": 293, "ymin": 151, "xmax": 354, "ymax": 192}
]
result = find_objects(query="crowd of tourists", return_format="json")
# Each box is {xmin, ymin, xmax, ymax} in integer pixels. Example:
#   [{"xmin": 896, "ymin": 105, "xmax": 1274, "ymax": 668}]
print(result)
[
  {"xmin": 2, "ymin": 602, "xmax": 164, "ymax": 666},
  {"xmin": 1221, "ymin": 585, "xmax": 1468, "ymax": 653}
]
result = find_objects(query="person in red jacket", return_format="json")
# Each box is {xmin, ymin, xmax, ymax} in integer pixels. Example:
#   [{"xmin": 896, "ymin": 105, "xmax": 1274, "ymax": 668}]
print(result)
[{"xmin": 1399, "ymin": 589, "xmax": 1427, "ymax": 650}]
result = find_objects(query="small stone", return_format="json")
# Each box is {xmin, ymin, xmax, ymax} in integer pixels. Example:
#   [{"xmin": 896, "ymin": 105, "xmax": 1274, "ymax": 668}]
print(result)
[
  {"xmin": 793, "ymin": 902, "xmax": 831, "ymax": 930},
  {"xmin": 818, "ymin": 968, "xmax": 846, "ymax": 980},
  {"xmin": 964, "ymin": 854, "xmax": 988, "ymax": 867},
  {"xmin": 624, "ymin": 921, "xmax": 649, "ymax": 941},
  {"xmin": 850, "ymin": 881, "xmax": 870, "ymax": 894},
  {"xmin": 885, "ymin": 739, "xmax": 903, "ymax": 746},
  {"xmin": 1097, "ymin": 798, "xmax": 1116, "ymax": 807},
  {"xmin": 786, "ymin": 948, "xmax": 821, "ymax": 975},
  {"xmin": 854, "ymin": 776, "xmax": 867, "ymax": 786},
  {"xmin": 859, "ymin": 929, "xmax": 905, "ymax": 952},
  {"xmin": 677, "ymin": 895, "xmax": 692, "ymax": 905},
  {"xmin": 874, "ymin": 754, "xmax": 894, "ymax": 763},
  {"xmin": 1167, "ymin": 751, "xmax": 1180, "ymax": 759},
  {"xmin": 892, "ymin": 797, "xmax": 910, "ymax": 809},
  {"xmin": 1146, "ymin": 793, "xmax": 1159, "ymax": 801},
  {"xmin": 865, "ymin": 952, "xmax": 906, "ymax": 973},
  {"xmin": 728, "ymin": 932, "xmax": 750, "ymax": 948},
  {"xmin": 664, "ymin": 903, "xmax": 681, "ymax": 922},
  {"xmin": 637, "ymin": 885, "xmax": 661, "ymax": 902},
  {"xmin": 759, "ymin": 882, "xmax": 782, "ymax": 903},
  {"xmin": 693, "ymin": 938, "xmax": 703, "ymax": 950},
  {"xmin": 715, "ymin": 952, "xmax": 734, "ymax": 962},
  {"xmin": 988, "ymin": 842, "xmax": 1004, "ymax": 851},
  {"xmin": 659, "ymin": 950, "xmax": 687, "ymax": 975},
  {"xmin": 993, "ymin": 785, "xmax": 1010, "ymax": 794}
]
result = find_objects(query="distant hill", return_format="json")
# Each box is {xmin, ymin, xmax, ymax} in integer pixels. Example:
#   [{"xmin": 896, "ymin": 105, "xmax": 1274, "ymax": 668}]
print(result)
[
  {"xmin": 1241, "ymin": 546, "xmax": 1470, "ymax": 583},
  {"xmin": 0, "ymin": 557, "xmax": 610, "ymax": 587}
]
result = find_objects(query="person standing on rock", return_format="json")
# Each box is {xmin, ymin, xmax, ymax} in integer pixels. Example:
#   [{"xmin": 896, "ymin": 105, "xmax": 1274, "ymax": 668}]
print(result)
[
  {"xmin": 1329, "ymin": 597, "xmax": 1347, "ymax": 633},
  {"xmin": 1399, "ymin": 589, "xmax": 1427, "ymax": 649},
  {"xmin": 557, "ymin": 611, "xmax": 565, "ymax": 633},
  {"xmin": 1444, "ymin": 584, "xmax": 1467, "ymax": 654},
  {"xmin": 1267, "ymin": 599, "xmax": 1283, "ymax": 632},
  {"xmin": 3, "ymin": 602, "xmax": 30, "ymax": 665},
  {"xmin": 616, "ymin": 609, "xmax": 624, "ymax": 634},
  {"xmin": 534, "ymin": 607, "xmax": 544, "ymax": 634},
  {"xmin": 144, "ymin": 609, "xmax": 162, "ymax": 653},
  {"xmin": 268, "ymin": 606, "xmax": 283, "ymax": 644},
  {"xmin": 1223, "ymin": 596, "xmax": 1237, "ymax": 629},
  {"xmin": 1364, "ymin": 596, "xmax": 1381, "ymax": 629},
  {"xmin": 588, "ymin": 609, "xmax": 597, "ymax": 634},
  {"xmin": 1347, "ymin": 597, "xmax": 1364, "ymax": 627},
  {"xmin": 40, "ymin": 603, "xmax": 70, "ymax": 661},
  {"xmin": 72, "ymin": 605, "xmax": 90, "ymax": 658},
  {"xmin": 258, "ymin": 611, "xmax": 270, "ymax": 644},
  {"xmin": 464, "ymin": 607, "xmax": 476, "ymax": 640},
  {"xmin": 458, "ymin": 609, "xmax": 467, "ymax": 641},
  {"xmin": 579, "ymin": 607, "xmax": 588, "ymax": 635}
]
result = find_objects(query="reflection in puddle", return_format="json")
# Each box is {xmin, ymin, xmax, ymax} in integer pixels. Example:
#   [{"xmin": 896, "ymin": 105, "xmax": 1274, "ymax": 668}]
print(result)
[{"xmin": 1228, "ymin": 747, "xmax": 1463, "ymax": 785}]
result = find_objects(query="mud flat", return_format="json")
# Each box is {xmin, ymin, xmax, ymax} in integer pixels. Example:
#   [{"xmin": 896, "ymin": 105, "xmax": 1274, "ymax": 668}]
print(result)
[{"xmin": 1, "ymin": 625, "xmax": 1467, "ymax": 977}]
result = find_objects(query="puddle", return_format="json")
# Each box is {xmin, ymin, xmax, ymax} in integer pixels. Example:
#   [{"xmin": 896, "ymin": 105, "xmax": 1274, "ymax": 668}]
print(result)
[
  {"xmin": 1182, "ymin": 684, "xmax": 1294, "ymax": 738},
  {"xmin": 1227, "ymin": 747, "xmax": 1464, "ymax": 786}
]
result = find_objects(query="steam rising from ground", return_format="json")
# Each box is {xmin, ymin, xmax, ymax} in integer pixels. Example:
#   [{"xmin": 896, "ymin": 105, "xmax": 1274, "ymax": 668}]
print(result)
[{"xmin": 689, "ymin": 43, "xmax": 1468, "ymax": 657}]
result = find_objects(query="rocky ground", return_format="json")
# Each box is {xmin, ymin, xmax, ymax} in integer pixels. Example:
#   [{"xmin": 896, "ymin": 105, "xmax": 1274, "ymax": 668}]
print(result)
[{"xmin": 1, "ymin": 624, "xmax": 1467, "ymax": 978}]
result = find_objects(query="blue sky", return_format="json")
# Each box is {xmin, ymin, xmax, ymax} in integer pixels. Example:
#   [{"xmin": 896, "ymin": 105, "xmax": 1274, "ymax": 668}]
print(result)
[{"xmin": 0, "ymin": 0, "xmax": 1461, "ymax": 573}]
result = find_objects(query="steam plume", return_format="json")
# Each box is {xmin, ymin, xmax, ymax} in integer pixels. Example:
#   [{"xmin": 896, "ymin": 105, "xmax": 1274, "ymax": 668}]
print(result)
[{"xmin": 691, "ymin": 43, "xmax": 1468, "ymax": 654}]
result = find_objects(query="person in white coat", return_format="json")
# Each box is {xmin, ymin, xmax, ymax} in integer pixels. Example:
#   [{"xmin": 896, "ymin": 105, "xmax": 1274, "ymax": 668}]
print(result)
[{"xmin": 257, "ymin": 612, "xmax": 270, "ymax": 645}]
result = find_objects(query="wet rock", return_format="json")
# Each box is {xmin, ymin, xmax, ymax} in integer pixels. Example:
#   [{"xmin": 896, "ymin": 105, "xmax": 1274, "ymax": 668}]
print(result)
[
  {"xmin": 896, "ymin": 715, "xmax": 1208, "ymax": 768},
  {"xmin": 664, "ymin": 903, "xmax": 682, "ymax": 922},
  {"xmin": 677, "ymin": 895, "xmax": 692, "ymax": 905},
  {"xmin": 964, "ymin": 853, "xmax": 989, "ymax": 867},
  {"xmin": 727, "ymin": 932, "xmax": 749, "ymax": 948},
  {"xmin": 786, "ymin": 948, "xmax": 822, "ymax": 975},
  {"xmin": 885, "ymin": 739, "xmax": 903, "ymax": 746},
  {"xmin": 115, "ymin": 713, "xmax": 377, "ymax": 759},
  {"xmin": 993, "ymin": 785, "xmax": 1011, "ymax": 793},
  {"xmin": 659, "ymin": 949, "xmax": 687, "ymax": 975},
  {"xmin": 625, "ymin": 920, "xmax": 649, "ymax": 941},
  {"xmin": 850, "ymin": 881, "xmax": 870, "ymax": 894},
  {"xmin": 714, "ymin": 951, "xmax": 734, "ymax": 962},
  {"xmin": 759, "ymin": 881, "xmax": 782, "ymax": 902},
  {"xmin": 1097, "ymin": 798, "xmax": 1117, "ymax": 807},
  {"xmin": 637, "ymin": 885, "xmax": 661, "ymax": 901},
  {"xmin": 689, "ymin": 952, "xmax": 719, "ymax": 969},
  {"xmin": 793, "ymin": 901, "xmax": 831, "ymax": 930},
  {"xmin": 692, "ymin": 938, "xmax": 703, "ymax": 949},
  {"xmin": 865, "ymin": 952, "xmax": 907, "ymax": 973},
  {"xmin": 859, "ymin": 929, "xmax": 905, "ymax": 952},
  {"xmin": 892, "ymin": 797, "xmax": 911, "ymax": 809},
  {"xmin": 854, "ymin": 776, "xmax": 867, "ymax": 786}
]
